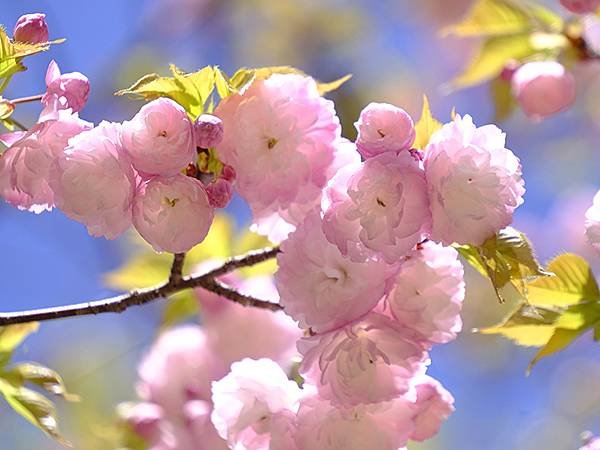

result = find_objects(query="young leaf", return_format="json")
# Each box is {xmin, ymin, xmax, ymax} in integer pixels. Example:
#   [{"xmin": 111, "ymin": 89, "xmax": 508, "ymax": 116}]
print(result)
[
  {"xmin": 442, "ymin": 0, "xmax": 533, "ymax": 37},
  {"xmin": 413, "ymin": 95, "xmax": 443, "ymax": 150},
  {"xmin": 160, "ymin": 291, "xmax": 199, "ymax": 331},
  {"xmin": 316, "ymin": 74, "xmax": 352, "ymax": 95},
  {"xmin": 451, "ymin": 34, "xmax": 535, "ymax": 88},
  {"xmin": 116, "ymin": 65, "xmax": 216, "ymax": 118},
  {"xmin": 0, "ymin": 322, "xmax": 39, "ymax": 366},
  {"xmin": 526, "ymin": 253, "xmax": 600, "ymax": 307},
  {"xmin": 456, "ymin": 227, "xmax": 551, "ymax": 302},
  {"xmin": 0, "ymin": 378, "xmax": 70, "ymax": 446},
  {"xmin": 527, "ymin": 328, "xmax": 585, "ymax": 374},
  {"xmin": 3, "ymin": 362, "xmax": 78, "ymax": 401}
]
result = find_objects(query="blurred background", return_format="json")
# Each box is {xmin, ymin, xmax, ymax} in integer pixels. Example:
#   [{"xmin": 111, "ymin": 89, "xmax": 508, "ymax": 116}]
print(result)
[{"xmin": 1, "ymin": 0, "xmax": 600, "ymax": 449}]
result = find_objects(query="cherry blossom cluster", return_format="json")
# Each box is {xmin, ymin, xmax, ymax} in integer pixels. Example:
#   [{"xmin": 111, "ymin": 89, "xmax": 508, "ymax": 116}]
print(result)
[
  {"xmin": 0, "ymin": 67, "xmax": 232, "ymax": 253},
  {"xmin": 115, "ymin": 71, "xmax": 527, "ymax": 449}
]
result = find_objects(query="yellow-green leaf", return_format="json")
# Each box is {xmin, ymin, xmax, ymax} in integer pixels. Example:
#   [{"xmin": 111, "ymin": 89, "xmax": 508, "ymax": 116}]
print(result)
[
  {"xmin": 452, "ymin": 34, "xmax": 535, "ymax": 88},
  {"xmin": 0, "ymin": 379, "xmax": 70, "ymax": 446},
  {"xmin": 316, "ymin": 74, "xmax": 352, "ymax": 95},
  {"xmin": 0, "ymin": 322, "xmax": 39, "ymax": 354},
  {"xmin": 527, "ymin": 253, "xmax": 600, "ymax": 307},
  {"xmin": 413, "ymin": 95, "xmax": 442, "ymax": 150},
  {"xmin": 0, "ymin": 97, "xmax": 14, "ymax": 119},
  {"xmin": 160, "ymin": 291, "xmax": 199, "ymax": 331},
  {"xmin": 456, "ymin": 227, "xmax": 551, "ymax": 302},
  {"xmin": 442, "ymin": 0, "xmax": 533, "ymax": 37},
  {"xmin": 527, "ymin": 328, "xmax": 585, "ymax": 374},
  {"xmin": 116, "ymin": 65, "xmax": 216, "ymax": 118},
  {"xmin": 3, "ymin": 363, "xmax": 78, "ymax": 401}
]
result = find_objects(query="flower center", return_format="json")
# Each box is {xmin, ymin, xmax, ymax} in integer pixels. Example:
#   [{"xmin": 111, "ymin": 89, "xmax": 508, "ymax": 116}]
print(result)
[
  {"xmin": 164, "ymin": 197, "xmax": 180, "ymax": 207},
  {"xmin": 267, "ymin": 137, "xmax": 278, "ymax": 150}
]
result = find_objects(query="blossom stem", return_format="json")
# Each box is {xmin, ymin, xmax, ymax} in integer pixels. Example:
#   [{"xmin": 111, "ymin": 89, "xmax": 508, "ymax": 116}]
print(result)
[
  {"xmin": 11, "ymin": 94, "xmax": 44, "ymax": 105},
  {"xmin": 0, "ymin": 246, "xmax": 281, "ymax": 326}
]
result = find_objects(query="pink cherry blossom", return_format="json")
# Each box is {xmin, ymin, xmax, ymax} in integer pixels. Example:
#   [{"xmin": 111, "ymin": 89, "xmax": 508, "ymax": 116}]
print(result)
[
  {"xmin": 210, "ymin": 358, "xmax": 302, "ymax": 449},
  {"xmin": 585, "ymin": 190, "xmax": 600, "ymax": 252},
  {"xmin": 409, "ymin": 375, "xmax": 455, "ymax": 442},
  {"xmin": 133, "ymin": 174, "xmax": 214, "ymax": 253},
  {"xmin": 121, "ymin": 97, "xmax": 196, "ymax": 176},
  {"xmin": 424, "ymin": 114, "xmax": 525, "ymax": 246},
  {"xmin": 298, "ymin": 312, "xmax": 428, "ymax": 406},
  {"xmin": 195, "ymin": 274, "xmax": 302, "ymax": 369},
  {"xmin": 386, "ymin": 241, "xmax": 465, "ymax": 345},
  {"xmin": 560, "ymin": 0, "xmax": 600, "ymax": 14},
  {"xmin": 275, "ymin": 211, "xmax": 390, "ymax": 333},
  {"xmin": 355, "ymin": 102, "xmax": 415, "ymax": 159},
  {"xmin": 214, "ymin": 73, "xmax": 341, "ymax": 240},
  {"xmin": 294, "ymin": 394, "xmax": 416, "ymax": 450},
  {"xmin": 50, "ymin": 121, "xmax": 136, "ymax": 239},
  {"xmin": 13, "ymin": 13, "xmax": 48, "ymax": 44},
  {"xmin": 42, "ymin": 60, "xmax": 90, "ymax": 114},
  {"xmin": 511, "ymin": 61, "xmax": 576, "ymax": 120},
  {"xmin": 322, "ymin": 151, "xmax": 431, "ymax": 264},
  {"xmin": 194, "ymin": 114, "xmax": 224, "ymax": 148},
  {"xmin": 1, "ymin": 111, "xmax": 91, "ymax": 213},
  {"xmin": 137, "ymin": 326, "xmax": 222, "ymax": 418}
]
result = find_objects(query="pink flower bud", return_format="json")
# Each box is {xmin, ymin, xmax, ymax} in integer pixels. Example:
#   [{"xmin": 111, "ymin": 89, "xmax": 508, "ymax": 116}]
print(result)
[
  {"xmin": 511, "ymin": 61, "xmax": 576, "ymax": 120},
  {"xmin": 355, "ymin": 102, "xmax": 415, "ymax": 159},
  {"xmin": 13, "ymin": 13, "xmax": 48, "ymax": 44},
  {"xmin": 43, "ymin": 61, "xmax": 90, "ymax": 113},
  {"xmin": 205, "ymin": 178, "xmax": 233, "ymax": 208},
  {"xmin": 560, "ymin": 0, "xmax": 600, "ymax": 14},
  {"xmin": 194, "ymin": 114, "xmax": 224, "ymax": 148},
  {"xmin": 220, "ymin": 164, "xmax": 236, "ymax": 182}
]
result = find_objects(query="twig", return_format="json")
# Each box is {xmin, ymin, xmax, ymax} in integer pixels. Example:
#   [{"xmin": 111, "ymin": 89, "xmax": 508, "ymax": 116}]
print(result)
[
  {"xmin": 0, "ymin": 246, "xmax": 280, "ymax": 326},
  {"xmin": 169, "ymin": 253, "xmax": 185, "ymax": 284},
  {"xmin": 10, "ymin": 94, "xmax": 44, "ymax": 105}
]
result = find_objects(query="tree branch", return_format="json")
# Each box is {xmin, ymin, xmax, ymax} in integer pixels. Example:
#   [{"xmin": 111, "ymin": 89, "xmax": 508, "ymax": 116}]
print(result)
[
  {"xmin": 0, "ymin": 246, "xmax": 280, "ymax": 326},
  {"xmin": 10, "ymin": 94, "xmax": 44, "ymax": 105},
  {"xmin": 169, "ymin": 253, "xmax": 185, "ymax": 284}
]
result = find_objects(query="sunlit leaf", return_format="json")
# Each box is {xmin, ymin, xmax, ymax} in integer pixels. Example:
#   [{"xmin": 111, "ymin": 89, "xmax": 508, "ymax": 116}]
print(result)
[
  {"xmin": 315, "ymin": 74, "xmax": 352, "ymax": 95},
  {"xmin": 456, "ymin": 227, "xmax": 551, "ymax": 302},
  {"xmin": 527, "ymin": 328, "xmax": 585, "ymax": 374},
  {"xmin": 115, "ymin": 64, "xmax": 216, "ymax": 118},
  {"xmin": 3, "ymin": 363, "xmax": 78, "ymax": 401},
  {"xmin": 527, "ymin": 253, "xmax": 600, "ymax": 307},
  {"xmin": 442, "ymin": 0, "xmax": 532, "ymax": 37},
  {"xmin": 413, "ymin": 95, "xmax": 442, "ymax": 150},
  {"xmin": 452, "ymin": 34, "xmax": 535, "ymax": 88},
  {"xmin": 0, "ymin": 322, "xmax": 39, "ymax": 366},
  {"xmin": 0, "ymin": 97, "xmax": 14, "ymax": 119},
  {"xmin": 0, "ymin": 378, "xmax": 70, "ymax": 446}
]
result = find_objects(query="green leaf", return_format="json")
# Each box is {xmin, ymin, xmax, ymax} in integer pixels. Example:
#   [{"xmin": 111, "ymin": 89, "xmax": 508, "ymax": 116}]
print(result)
[
  {"xmin": 214, "ymin": 67, "xmax": 234, "ymax": 99},
  {"xmin": 0, "ymin": 323, "xmax": 39, "ymax": 366},
  {"xmin": 527, "ymin": 328, "xmax": 585, "ymax": 374},
  {"xmin": 456, "ymin": 227, "xmax": 551, "ymax": 302},
  {"xmin": 527, "ymin": 253, "xmax": 600, "ymax": 307},
  {"xmin": 479, "ymin": 303, "xmax": 563, "ymax": 346},
  {"xmin": 315, "ymin": 74, "xmax": 352, "ymax": 95},
  {"xmin": 452, "ymin": 34, "xmax": 536, "ymax": 88},
  {"xmin": 116, "ymin": 65, "xmax": 216, "ymax": 118},
  {"xmin": 413, "ymin": 95, "xmax": 442, "ymax": 150},
  {"xmin": 0, "ymin": 26, "xmax": 64, "ymax": 92},
  {"xmin": 0, "ymin": 378, "xmax": 70, "ymax": 446},
  {"xmin": 3, "ymin": 362, "xmax": 78, "ymax": 401},
  {"xmin": 442, "ymin": 0, "xmax": 533, "ymax": 37}
]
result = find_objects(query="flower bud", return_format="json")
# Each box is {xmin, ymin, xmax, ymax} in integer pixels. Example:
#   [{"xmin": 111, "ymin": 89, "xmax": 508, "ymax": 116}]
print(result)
[
  {"xmin": 43, "ymin": 61, "xmax": 90, "ymax": 113},
  {"xmin": 13, "ymin": 13, "xmax": 48, "ymax": 44},
  {"xmin": 560, "ymin": 0, "xmax": 600, "ymax": 14},
  {"xmin": 205, "ymin": 178, "xmax": 233, "ymax": 208},
  {"xmin": 194, "ymin": 113, "xmax": 224, "ymax": 148},
  {"xmin": 511, "ymin": 61, "xmax": 576, "ymax": 120}
]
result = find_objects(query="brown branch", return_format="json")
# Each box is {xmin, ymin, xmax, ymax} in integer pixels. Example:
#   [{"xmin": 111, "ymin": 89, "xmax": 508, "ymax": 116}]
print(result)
[
  {"xmin": 0, "ymin": 246, "xmax": 281, "ymax": 326},
  {"xmin": 169, "ymin": 253, "xmax": 185, "ymax": 284},
  {"xmin": 10, "ymin": 94, "xmax": 44, "ymax": 105}
]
